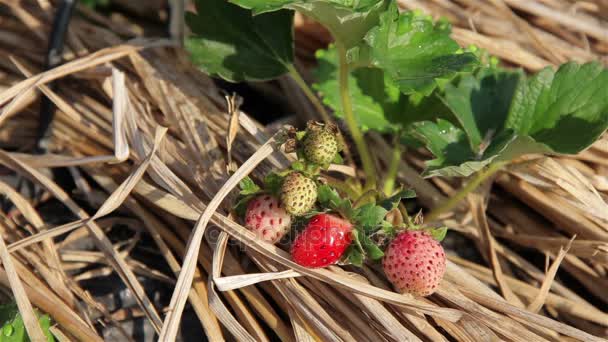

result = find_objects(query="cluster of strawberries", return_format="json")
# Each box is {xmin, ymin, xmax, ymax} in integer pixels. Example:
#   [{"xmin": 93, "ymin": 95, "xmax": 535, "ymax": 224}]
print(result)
[{"xmin": 238, "ymin": 122, "xmax": 446, "ymax": 296}]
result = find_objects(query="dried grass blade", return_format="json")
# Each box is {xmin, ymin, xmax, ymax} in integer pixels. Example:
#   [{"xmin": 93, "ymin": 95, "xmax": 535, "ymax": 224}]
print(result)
[
  {"xmin": 329, "ymin": 266, "xmax": 421, "ymax": 342},
  {"xmin": 158, "ymin": 135, "xmax": 278, "ymax": 341},
  {"xmin": 10, "ymin": 126, "xmax": 166, "ymax": 252},
  {"xmin": 225, "ymin": 93, "xmax": 241, "ymax": 172},
  {"xmin": 215, "ymin": 270, "xmax": 302, "ymax": 291},
  {"xmin": 468, "ymin": 194, "xmax": 523, "ymax": 307},
  {"xmin": 85, "ymin": 170, "xmax": 224, "ymax": 340},
  {"xmin": 460, "ymin": 288, "xmax": 605, "ymax": 342},
  {"xmin": 0, "ymin": 234, "xmax": 47, "ymax": 342},
  {"xmin": 109, "ymin": 68, "xmax": 129, "ymax": 162},
  {"xmin": 8, "ymin": 219, "xmax": 87, "ymax": 253},
  {"xmin": 0, "ymin": 131, "xmax": 166, "ymax": 332},
  {"xmin": 0, "ymin": 180, "xmax": 71, "ymax": 301},
  {"xmin": 0, "ymin": 40, "xmax": 170, "ymax": 125},
  {"xmin": 527, "ymin": 237, "xmax": 574, "ymax": 313},
  {"xmin": 289, "ymin": 307, "xmax": 316, "ymax": 342},
  {"xmin": 209, "ymin": 232, "xmax": 255, "ymax": 341}
]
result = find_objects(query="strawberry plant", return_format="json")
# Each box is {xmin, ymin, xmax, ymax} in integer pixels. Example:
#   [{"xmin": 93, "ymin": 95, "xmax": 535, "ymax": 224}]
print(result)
[{"xmin": 186, "ymin": 0, "xmax": 608, "ymax": 296}]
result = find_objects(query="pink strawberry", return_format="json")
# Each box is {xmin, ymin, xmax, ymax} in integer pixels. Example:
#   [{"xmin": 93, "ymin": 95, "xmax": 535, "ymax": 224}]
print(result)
[
  {"xmin": 291, "ymin": 213, "xmax": 352, "ymax": 268},
  {"xmin": 382, "ymin": 231, "xmax": 446, "ymax": 296},
  {"xmin": 245, "ymin": 195, "xmax": 292, "ymax": 244}
]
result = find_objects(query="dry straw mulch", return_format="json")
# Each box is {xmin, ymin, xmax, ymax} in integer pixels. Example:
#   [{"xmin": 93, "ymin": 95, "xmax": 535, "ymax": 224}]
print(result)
[{"xmin": 0, "ymin": 0, "xmax": 607, "ymax": 341}]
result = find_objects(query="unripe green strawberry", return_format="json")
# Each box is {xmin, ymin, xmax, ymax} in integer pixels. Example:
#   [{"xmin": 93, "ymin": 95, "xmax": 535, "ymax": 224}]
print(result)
[
  {"xmin": 303, "ymin": 126, "xmax": 339, "ymax": 165},
  {"xmin": 383, "ymin": 231, "xmax": 446, "ymax": 296},
  {"xmin": 280, "ymin": 172, "xmax": 317, "ymax": 216}
]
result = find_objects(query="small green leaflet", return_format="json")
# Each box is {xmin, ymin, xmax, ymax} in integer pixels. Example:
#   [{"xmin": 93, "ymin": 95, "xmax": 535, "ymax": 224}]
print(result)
[
  {"xmin": 352, "ymin": 203, "xmax": 387, "ymax": 231},
  {"xmin": 231, "ymin": 0, "xmax": 389, "ymax": 49},
  {"xmin": 235, "ymin": 176, "xmax": 261, "ymax": 216},
  {"xmin": 428, "ymin": 227, "xmax": 448, "ymax": 242},
  {"xmin": 414, "ymin": 62, "xmax": 608, "ymax": 177},
  {"xmin": 378, "ymin": 188, "xmax": 416, "ymax": 211},
  {"xmin": 344, "ymin": 245, "xmax": 364, "ymax": 266},
  {"xmin": 364, "ymin": 2, "xmax": 478, "ymax": 96},
  {"xmin": 186, "ymin": 0, "xmax": 294, "ymax": 82},
  {"xmin": 348, "ymin": 230, "xmax": 384, "ymax": 263},
  {"xmin": 239, "ymin": 176, "xmax": 261, "ymax": 195},
  {"xmin": 0, "ymin": 304, "xmax": 54, "ymax": 342},
  {"xmin": 317, "ymin": 184, "xmax": 344, "ymax": 209},
  {"xmin": 360, "ymin": 233, "xmax": 385, "ymax": 259}
]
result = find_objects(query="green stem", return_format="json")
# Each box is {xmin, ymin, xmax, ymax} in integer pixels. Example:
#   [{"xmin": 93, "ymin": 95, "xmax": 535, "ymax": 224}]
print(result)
[
  {"xmin": 287, "ymin": 64, "xmax": 359, "ymax": 182},
  {"xmin": 336, "ymin": 43, "xmax": 377, "ymax": 190},
  {"xmin": 426, "ymin": 161, "xmax": 507, "ymax": 222},
  {"xmin": 325, "ymin": 177, "xmax": 360, "ymax": 200},
  {"xmin": 383, "ymin": 142, "xmax": 402, "ymax": 196},
  {"xmin": 287, "ymin": 65, "xmax": 332, "ymax": 123},
  {"xmin": 353, "ymin": 189, "xmax": 378, "ymax": 208}
]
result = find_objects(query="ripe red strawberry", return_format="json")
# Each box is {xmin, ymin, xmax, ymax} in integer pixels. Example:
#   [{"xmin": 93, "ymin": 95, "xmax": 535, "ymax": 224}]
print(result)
[
  {"xmin": 244, "ymin": 195, "xmax": 292, "ymax": 244},
  {"xmin": 382, "ymin": 231, "xmax": 446, "ymax": 296},
  {"xmin": 291, "ymin": 213, "xmax": 352, "ymax": 268}
]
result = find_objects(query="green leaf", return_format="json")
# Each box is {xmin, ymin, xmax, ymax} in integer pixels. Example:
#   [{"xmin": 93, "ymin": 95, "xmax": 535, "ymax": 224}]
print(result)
[
  {"xmin": 239, "ymin": 176, "xmax": 261, "ymax": 195},
  {"xmin": 364, "ymin": 2, "xmax": 478, "ymax": 96},
  {"xmin": 413, "ymin": 63, "xmax": 608, "ymax": 177},
  {"xmin": 379, "ymin": 220, "xmax": 397, "ymax": 238},
  {"xmin": 332, "ymin": 152, "xmax": 344, "ymax": 164},
  {"xmin": 234, "ymin": 194, "xmax": 255, "ymax": 217},
  {"xmin": 0, "ymin": 306, "xmax": 54, "ymax": 342},
  {"xmin": 344, "ymin": 245, "xmax": 364, "ymax": 266},
  {"xmin": 314, "ymin": 46, "xmax": 453, "ymax": 132},
  {"xmin": 507, "ymin": 62, "xmax": 608, "ymax": 154},
  {"xmin": 360, "ymin": 233, "xmax": 384, "ymax": 259},
  {"xmin": 441, "ymin": 69, "xmax": 522, "ymax": 153},
  {"xmin": 428, "ymin": 227, "xmax": 448, "ymax": 242},
  {"xmin": 317, "ymin": 184, "xmax": 343, "ymax": 208},
  {"xmin": 186, "ymin": 0, "xmax": 294, "ymax": 82},
  {"xmin": 291, "ymin": 161, "xmax": 305, "ymax": 172},
  {"xmin": 231, "ymin": 0, "xmax": 389, "ymax": 49},
  {"xmin": 378, "ymin": 189, "xmax": 416, "ymax": 211},
  {"xmin": 263, "ymin": 173, "xmax": 283, "ymax": 195},
  {"xmin": 352, "ymin": 203, "xmax": 387, "ymax": 231}
]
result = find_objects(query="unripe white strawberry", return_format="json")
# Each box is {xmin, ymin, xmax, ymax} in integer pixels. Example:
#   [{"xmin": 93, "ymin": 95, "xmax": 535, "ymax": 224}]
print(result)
[
  {"xmin": 382, "ymin": 231, "xmax": 446, "ymax": 296},
  {"xmin": 245, "ymin": 195, "xmax": 292, "ymax": 244}
]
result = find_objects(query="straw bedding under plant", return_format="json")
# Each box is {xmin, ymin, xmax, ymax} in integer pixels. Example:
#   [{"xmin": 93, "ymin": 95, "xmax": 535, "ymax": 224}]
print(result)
[{"xmin": 0, "ymin": 0, "xmax": 606, "ymax": 341}]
